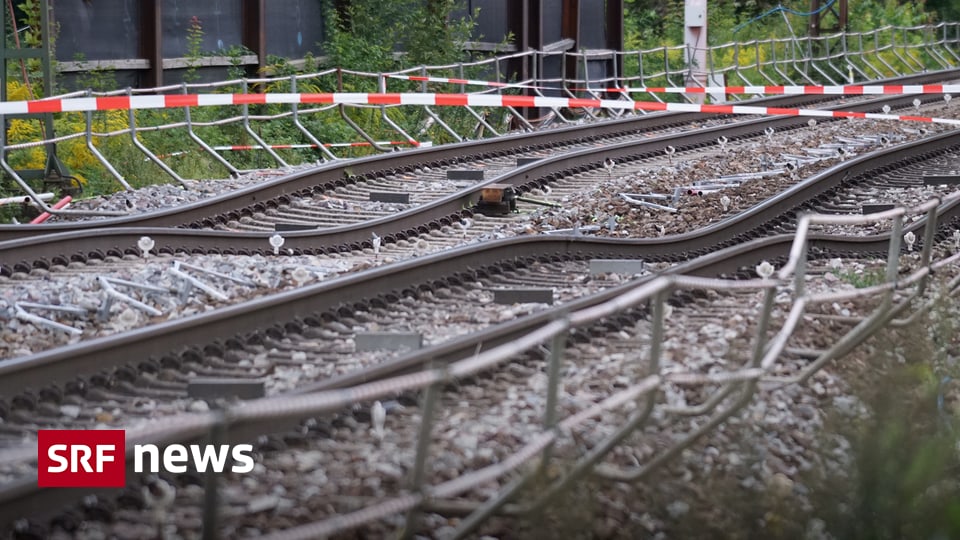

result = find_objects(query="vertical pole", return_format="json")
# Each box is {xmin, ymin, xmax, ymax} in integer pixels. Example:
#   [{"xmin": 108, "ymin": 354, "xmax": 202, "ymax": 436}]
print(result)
[
  {"xmin": 1, "ymin": 0, "xmax": 8, "ymax": 173},
  {"xmin": 649, "ymin": 290, "xmax": 666, "ymax": 375},
  {"xmin": 402, "ymin": 381, "xmax": 440, "ymax": 539},
  {"xmin": 561, "ymin": 0, "xmax": 581, "ymax": 86},
  {"xmin": 541, "ymin": 325, "xmax": 568, "ymax": 470},
  {"xmin": 794, "ymin": 236, "xmax": 808, "ymax": 298},
  {"xmin": 918, "ymin": 205, "xmax": 938, "ymax": 296},
  {"xmin": 201, "ymin": 414, "xmax": 226, "ymax": 540},
  {"xmin": 39, "ymin": 0, "xmax": 54, "ymax": 96},
  {"xmin": 39, "ymin": 0, "xmax": 55, "ymax": 151},
  {"xmin": 529, "ymin": 0, "xmax": 544, "ymax": 119},
  {"xmin": 529, "ymin": 0, "xmax": 544, "ymax": 50},
  {"xmin": 140, "ymin": 0, "xmax": 163, "ymax": 87},
  {"xmin": 506, "ymin": 0, "xmax": 533, "ymax": 120},
  {"xmin": 606, "ymin": 0, "xmax": 624, "ymax": 96},
  {"xmin": 751, "ymin": 287, "xmax": 777, "ymax": 367},
  {"xmin": 883, "ymin": 215, "xmax": 904, "ymax": 310},
  {"xmin": 684, "ymin": 0, "xmax": 707, "ymax": 103},
  {"xmin": 507, "ymin": 0, "xmax": 528, "ymax": 82},
  {"xmin": 241, "ymin": 0, "xmax": 266, "ymax": 81},
  {"xmin": 809, "ymin": 0, "xmax": 821, "ymax": 38}
]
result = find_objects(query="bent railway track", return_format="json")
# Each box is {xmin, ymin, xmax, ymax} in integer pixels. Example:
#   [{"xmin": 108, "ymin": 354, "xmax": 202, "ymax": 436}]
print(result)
[
  {"xmin": 0, "ymin": 69, "xmax": 957, "ymax": 246},
  {"xmin": 3, "ymin": 70, "xmax": 960, "ymax": 534},
  {"xmin": 2, "ymin": 119, "xmax": 958, "ymax": 276},
  {"xmin": 2, "ymin": 124, "xmax": 960, "ymax": 393},
  {"xmin": 2, "ymin": 122, "xmax": 960, "ymax": 530},
  {"xmin": 1, "ymin": 92, "xmax": 958, "ymax": 278}
]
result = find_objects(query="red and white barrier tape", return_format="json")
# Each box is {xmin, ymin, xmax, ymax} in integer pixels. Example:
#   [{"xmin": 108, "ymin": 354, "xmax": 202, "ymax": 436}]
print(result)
[
  {"xmin": 599, "ymin": 84, "xmax": 960, "ymax": 95},
  {"xmin": 1, "ymin": 92, "xmax": 958, "ymax": 125},
  {"xmin": 386, "ymin": 73, "xmax": 960, "ymax": 96}
]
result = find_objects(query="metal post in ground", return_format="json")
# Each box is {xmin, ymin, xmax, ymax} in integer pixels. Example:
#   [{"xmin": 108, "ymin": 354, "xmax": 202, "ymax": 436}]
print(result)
[
  {"xmin": 201, "ymin": 412, "xmax": 227, "ymax": 540},
  {"xmin": 541, "ymin": 322, "xmax": 569, "ymax": 470},
  {"xmin": 127, "ymin": 88, "xmax": 188, "ymax": 186},
  {"xmin": 401, "ymin": 380, "xmax": 441, "ymax": 539},
  {"xmin": 289, "ymin": 75, "xmax": 337, "ymax": 162},
  {"xmin": 918, "ymin": 203, "xmax": 939, "ymax": 296},
  {"xmin": 884, "ymin": 214, "xmax": 904, "ymax": 309},
  {"xmin": 182, "ymin": 83, "xmax": 240, "ymax": 178}
]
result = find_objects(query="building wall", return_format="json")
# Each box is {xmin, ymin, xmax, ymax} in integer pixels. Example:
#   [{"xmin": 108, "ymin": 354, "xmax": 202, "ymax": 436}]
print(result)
[{"xmin": 48, "ymin": 0, "xmax": 621, "ymax": 90}]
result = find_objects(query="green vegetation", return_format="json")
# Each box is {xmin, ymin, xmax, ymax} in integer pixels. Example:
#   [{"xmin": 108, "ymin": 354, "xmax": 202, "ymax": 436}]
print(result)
[
  {"xmin": 0, "ymin": 0, "xmax": 504, "ymax": 222},
  {"xmin": 323, "ymin": 0, "xmax": 475, "ymax": 75},
  {"xmin": 622, "ymin": 0, "xmax": 951, "ymax": 95},
  {"xmin": 183, "ymin": 15, "xmax": 205, "ymax": 84},
  {"xmin": 624, "ymin": 0, "xmax": 943, "ymax": 50},
  {"xmin": 809, "ymin": 291, "xmax": 960, "ymax": 539},
  {"xmin": 836, "ymin": 268, "xmax": 887, "ymax": 288}
]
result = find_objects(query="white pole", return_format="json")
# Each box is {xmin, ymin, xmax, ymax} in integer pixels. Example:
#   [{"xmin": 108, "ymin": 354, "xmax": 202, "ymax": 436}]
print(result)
[
  {"xmin": 0, "ymin": 192, "xmax": 55, "ymax": 206},
  {"xmin": 685, "ymin": 0, "xmax": 708, "ymax": 104}
]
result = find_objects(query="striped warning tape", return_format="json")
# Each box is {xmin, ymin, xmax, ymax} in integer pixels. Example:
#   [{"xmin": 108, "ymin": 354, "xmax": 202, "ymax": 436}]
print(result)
[
  {"xmin": 594, "ymin": 84, "xmax": 960, "ymax": 95},
  {"xmin": 1, "ymin": 92, "xmax": 958, "ymax": 125},
  {"xmin": 386, "ymin": 73, "xmax": 960, "ymax": 96}
]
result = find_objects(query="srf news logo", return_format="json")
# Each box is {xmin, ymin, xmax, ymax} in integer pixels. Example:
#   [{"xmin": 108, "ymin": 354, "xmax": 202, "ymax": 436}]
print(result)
[{"xmin": 37, "ymin": 430, "xmax": 254, "ymax": 488}]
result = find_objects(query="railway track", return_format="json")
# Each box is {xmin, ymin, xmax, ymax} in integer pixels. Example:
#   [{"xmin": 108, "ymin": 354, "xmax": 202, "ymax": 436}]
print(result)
[
  {"xmin": 1, "ymin": 111, "xmax": 959, "ymax": 416},
  {"xmin": 0, "ymin": 135, "xmax": 958, "ymax": 532},
  {"xmin": 1, "ymin": 69, "xmax": 957, "ymax": 242},
  {"xmin": 3, "ymin": 71, "xmax": 960, "ymax": 536},
  {"xmin": 1, "ymin": 83, "xmax": 957, "ymax": 355},
  {"xmin": 4, "ymin": 225, "xmax": 958, "ymax": 537},
  {"xmin": 3, "ymin": 121, "xmax": 959, "ymax": 358},
  {"xmin": 1, "ymin": 93, "xmax": 957, "ymax": 274},
  {"xmin": 0, "ymin": 258, "xmax": 645, "ymax": 439}
]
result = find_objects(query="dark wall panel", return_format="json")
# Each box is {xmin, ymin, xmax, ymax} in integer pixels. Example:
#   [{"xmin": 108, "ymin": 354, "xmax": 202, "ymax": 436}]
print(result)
[
  {"xmin": 543, "ymin": 0, "xmax": 563, "ymax": 44},
  {"xmin": 161, "ymin": 0, "xmax": 244, "ymax": 57},
  {"xmin": 54, "ymin": 1, "xmax": 140, "ymax": 61},
  {"xmin": 467, "ymin": 0, "xmax": 510, "ymax": 44},
  {"xmin": 264, "ymin": 0, "xmax": 326, "ymax": 58},
  {"xmin": 580, "ymin": 0, "xmax": 606, "ymax": 49}
]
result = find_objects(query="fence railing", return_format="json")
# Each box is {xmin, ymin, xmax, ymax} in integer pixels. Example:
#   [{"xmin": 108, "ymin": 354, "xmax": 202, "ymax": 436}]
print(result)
[
  {"xmin": 237, "ymin": 193, "xmax": 958, "ymax": 540},
  {"xmin": 1, "ymin": 22, "xmax": 958, "ymax": 219},
  {"xmin": 3, "ymin": 188, "xmax": 954, "ymax": 535}
]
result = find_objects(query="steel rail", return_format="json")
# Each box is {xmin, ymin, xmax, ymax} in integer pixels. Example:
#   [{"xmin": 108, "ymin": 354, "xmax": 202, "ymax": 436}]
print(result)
[
  {"xmin": 4, "ymin": 207, "xmax": 960, "ymax": 528},
  {"xmin": 3, "ymin": 147, "xmax": 960, "ymax": 528},
  {"xmin": 2, "ymin": 77, "xmax": 960, "ymax": 533},
  {"xmin": 1, "ymin": 91, "xmax": 958, "ymax": 277},
  {"xmin": 1, "ymin": 129, "xmax": 958, "ymax": 390}
]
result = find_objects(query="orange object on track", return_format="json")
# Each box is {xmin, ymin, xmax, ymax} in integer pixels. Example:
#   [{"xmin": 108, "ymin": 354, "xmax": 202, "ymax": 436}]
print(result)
[{"xmin": 29, "ymin": 195, "xmax": 73, "ymax": 224}]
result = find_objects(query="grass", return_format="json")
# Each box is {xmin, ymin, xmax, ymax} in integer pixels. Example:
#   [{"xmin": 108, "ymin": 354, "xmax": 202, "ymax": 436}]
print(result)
[{"xmin": 836, "ymin": 268, "xmax": 887, "ymax": 289}]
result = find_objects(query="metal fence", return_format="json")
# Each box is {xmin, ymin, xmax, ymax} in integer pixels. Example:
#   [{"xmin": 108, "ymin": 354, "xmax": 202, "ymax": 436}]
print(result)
[
  {"xmin": 240, "ymin": 192, "xmax": 959, "ymax": 539},
  {"xmin": 0, "ymin": 189, "xmax": 943, "ymax": 537},
  {"xmin": 1, "ymin": 23, "xmax": 958, "ymax": 218},
  {"xmin": 0, "ymin": 191, "xmax": 956, "ymax": 533}
]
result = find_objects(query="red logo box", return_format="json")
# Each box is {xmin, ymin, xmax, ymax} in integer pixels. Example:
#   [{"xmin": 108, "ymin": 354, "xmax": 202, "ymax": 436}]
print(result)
[{"xmin": 37, "ymin": 430, "xmax": 126, "ymax": 488}]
